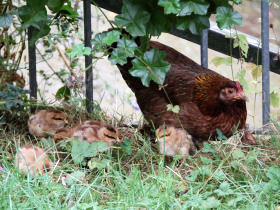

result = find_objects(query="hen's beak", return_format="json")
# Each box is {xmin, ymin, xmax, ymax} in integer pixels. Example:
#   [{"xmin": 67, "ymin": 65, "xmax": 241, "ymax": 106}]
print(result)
[{"xmin": 234, "ymin": 92, "xmax": 249, "ymax": 101}]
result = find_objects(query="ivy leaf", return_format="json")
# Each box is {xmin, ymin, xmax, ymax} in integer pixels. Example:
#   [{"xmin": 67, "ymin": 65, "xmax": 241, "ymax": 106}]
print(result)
[
  {"xmin": 71, "ymin": 141, "xmax": 97, "ymax": 164},
  {"xmin": 179, "ymin": 0, "xmax": 209, "ymax": 16},
  {"xmin": 176, "ymin": 15, "xmax": 209, "ymax": 34},
  {"xmin": 115, "ymin": 0, "xmax": 151, "ymax": 36},
  {"xmin": 246, "ymin": 63, "xmax": 262, "ymax": 80},
  {"xmin": 120, "ymin": 138, "xmax": 132, "ymax": 155},
  {"xmin": 27, "ymin": 0, "xmax": 48, "ymax": 10},
  {"xmin": 236, "ymin": 69, "xmax": 249, "ymax": 93},
  {"xmin": 270, "ymin": 91, "xmax": 279, "ymax": 108},
  {"xmin": 71, "ymin": 141, "xmax": 108, "ymax": 164},
  {"xmin": 146, "ymin": 6, "xmax": 172, "ymax": 36},
  {"xmin": 47, "ymin": 0, "xmax": 66, "ymax": 12},
  {"xmin": 19, "ymin": 6, "xmax": 49, "ymax": 30},
  {"xmin": 55, "ymin": 86, "xmax": 71, "ymax": 101},
  {"xmin": 0, "ymin": 13, "xmax": 13, "ymax": 28},
  {"xmin": 167, "ymin": 104, "xmax": 180, "ymax": 113},
  {"xmin": 216, "ymin": 6, "xmax": 242, "ymax": 29},
  {"xmin": 92, "ymin": 32, "xmax": 108, "ymax": 52},
  {"xmin": 129, "ymin": 49, "xmax": 170, "ymax": 87},
  {"xmin": 70, "ymin": 44, "xmax": 91, "ymax": 58},
  {"xmin": 158, "ymin": 0, "xmax": 181, "ymax": 14},
  {"xmin": 202, "ymin": 142, "xmax": 216, "ymax": 153},
  {"xmin": 109, "ymin": 37, "xmax": 137, "ymax": 65},
  {"xmin": 88, "ymin": 158, "xmax": 111, "ymax": 170},
  {"xmin": 216, "ymin": 128, "xmax": 227, "ymax": 141},
  {"xmin": 233, "ymin": 34, "xmax": 248, "ymax": 58},
  {"xmin": 91, "ymin": 141, "xmax": 109, "ymax": 153},
  {"xmin": 58, "ymin": 5, "xmax": 79, "ymax": 19},
  {"xmin": 233, "ymin": 0, "xmax": 243, "ymax": 3},
  {"xmin": 102, "ymin": 30, "xmax": 121, "ymax": 45},
  {"xmin": 211, "ymin": 57, "xmax": 232, "ymax": 66},
  {"xmin": 30, "ymin": 23, "xmax": 50, "ymax": 46}
]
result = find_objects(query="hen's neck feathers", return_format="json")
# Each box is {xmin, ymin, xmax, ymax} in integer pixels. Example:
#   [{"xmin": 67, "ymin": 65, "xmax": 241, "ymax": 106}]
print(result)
[{"xmin": 193, "ymin": 74, "xmax": 246, "ymax": 117}]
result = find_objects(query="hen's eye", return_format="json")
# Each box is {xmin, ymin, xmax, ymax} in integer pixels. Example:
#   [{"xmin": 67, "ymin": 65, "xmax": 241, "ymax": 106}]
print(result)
[{"xmin": 228, "ymin": 89, "xmax": 233, "ymax": 94}]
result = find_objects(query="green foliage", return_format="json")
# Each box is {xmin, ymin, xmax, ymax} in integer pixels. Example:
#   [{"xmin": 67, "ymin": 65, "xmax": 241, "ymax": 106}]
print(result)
[
  {"xmin": 216, "ymin": 128, "xmax": 227, "ymax": 141},
  {"xmin": 55, "ymin": 86, "xmax": 71, "ymax": 101},
  {"xmin": 110, "ymin": 37, "xmax": 138, "ymax": 65},
  {"xmin": 71, "ymin": 140, "xmax": 109, "ymax": 164},
  {"xmin": 102, "ymin": 30, "xmax": 121, "ymax": 45},
  {"xmin": 201, "ymin": 142, "xmax": 217, "ymax": 154},
  {"xmin": 120, "ymin": 138, "xmax": 133, "ymax": 155},
  {"xmin": 88, "ymin": 158, "xmax": 111, "ymax": 170},
  {"xmin": 211, "ymin": 57, "xmax": 233, "ymax": 66},
  {"xmin": 167, "ymin": 104, "xmax": 180, "ymax": 113},
  {"xmin": 0, "ymin": 13, "xmax": 13, "ymax": 28},
  {"xmin": 69, "ymin": 44, "xmax": 91, "ymax": 58},
  {"xmin": 270, "ymin": 86, "xmax": 280, "ymax": 108},
  {"xmin": 115, "ymin": 0, "xmax": 151, "ymax": 36},
  {"xmin": 17, "ymin": 0, "xmax": 74, "ymax": 45},
  {"xmin": 0, "ymin": 84, "xmax": 29, "ymax": 110},
  {"xmin": 216, "ymin": 6, "xmax": 242, "ymax": 29},
  {"xmin": 158, "ymin": 0, "xmax": 181, "ymax": 14},
  {"xmin": 92, "ymin": 0, "xmax": 243, "ymax": 87},
  {"xmin": 179, "ymin": 1, "xmax": 209, "ymax": 16},
  {"xmin": 129, "ymin": 49, "xmax": 171, "ymax": 87}
]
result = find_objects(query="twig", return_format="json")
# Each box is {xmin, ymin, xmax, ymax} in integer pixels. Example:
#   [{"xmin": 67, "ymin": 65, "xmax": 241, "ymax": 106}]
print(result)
[{"xmin": 56, "ymin": 45, "xmax": 72, "ymax": 71}]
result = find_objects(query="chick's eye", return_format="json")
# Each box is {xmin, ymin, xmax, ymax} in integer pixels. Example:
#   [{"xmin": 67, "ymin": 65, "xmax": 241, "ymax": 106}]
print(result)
[
  {"xmin": 105, "ymin": 134, "xmax": 115, "ymax": 139},
  {"xmin": 54, "ymin": 118, "xmax": 63, "ymax": 120}
]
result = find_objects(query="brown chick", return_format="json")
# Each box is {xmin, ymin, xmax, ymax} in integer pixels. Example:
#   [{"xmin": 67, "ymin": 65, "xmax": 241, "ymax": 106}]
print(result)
[
  {"xmin": 156, "ymin": 126, "xmax": 196, "ymax": 157},
  {"xmin": 28, "ymin": 110, "xmax": 68, "ymax": 137},
  {"xmin": 15, "ymin": 145, "xmax": 53, "ymax": 175},
  {"xmin": 54, "ymin": 128, "xmax": 73, "ymax": 141},
  {"xmin": 72, "ymin": 121, "xmax": 120, "ymax": 147}
]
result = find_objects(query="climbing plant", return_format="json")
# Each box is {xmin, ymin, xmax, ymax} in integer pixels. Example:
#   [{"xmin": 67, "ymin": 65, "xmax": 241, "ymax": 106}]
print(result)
[{"xmin": 92, "ymin": 0, "xmax": 244, "ymax": 87}]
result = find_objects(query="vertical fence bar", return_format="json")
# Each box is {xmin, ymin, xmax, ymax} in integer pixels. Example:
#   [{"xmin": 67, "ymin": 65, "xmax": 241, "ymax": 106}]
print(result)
[
  {"xmin": 261, "ymin": 0, "xmax": 270, "ymax": 125},
  {"xmin": 84, "ymin": 0, "xmax": 93, "ymax": 113},
  {"xmin": 200, "ymin": 29, "xmax": 208, "ymax": 68},
  {"xmin": 28, "ymin": 27, "xmax": 37, "ymax": 112}
]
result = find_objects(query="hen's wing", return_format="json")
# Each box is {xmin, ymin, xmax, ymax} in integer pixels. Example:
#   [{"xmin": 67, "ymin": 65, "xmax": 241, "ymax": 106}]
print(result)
[{"xmin": 150, "ymin": 41, "xmax": 218, "ymax": 105}]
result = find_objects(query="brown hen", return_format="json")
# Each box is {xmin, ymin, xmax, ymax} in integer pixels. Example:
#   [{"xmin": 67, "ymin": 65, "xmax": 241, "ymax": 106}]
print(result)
[{"xmin": 112, "ymin": 39, "xmax": 255, "ymax": 145}]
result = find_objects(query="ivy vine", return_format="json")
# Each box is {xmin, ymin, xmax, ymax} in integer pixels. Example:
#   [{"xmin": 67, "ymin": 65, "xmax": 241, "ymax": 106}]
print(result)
[{"xmin": 92, "ymin": 0, "xmax": 244, "ymax": 87}]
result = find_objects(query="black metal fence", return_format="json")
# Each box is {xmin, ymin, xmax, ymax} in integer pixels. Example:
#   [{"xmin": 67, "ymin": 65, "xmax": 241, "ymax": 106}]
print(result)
[{"xmin": 28, "ymin": 0, "xmax": 280, "ymax": 125}]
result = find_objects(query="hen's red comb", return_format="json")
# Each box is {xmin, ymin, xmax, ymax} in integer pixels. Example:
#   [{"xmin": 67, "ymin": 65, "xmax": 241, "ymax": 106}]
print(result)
[{"xmin": 235, "ymin": 82, "xmax": 243, "ymax": 92}]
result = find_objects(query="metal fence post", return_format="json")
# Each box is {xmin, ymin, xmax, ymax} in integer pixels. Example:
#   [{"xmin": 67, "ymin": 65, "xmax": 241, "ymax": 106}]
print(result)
[
  {"xmin": 28, "ymin": 27, "xmax": 37, "ymax": 112},
  {"xmin": 261, "ymin": 0, "xmax": 270, "ymax": 124},
  {"xmin": 84, "ymin": 0, "xmax": 93, "ymax": 113},
  {"xmin": 200, "ymin": 29, "xmax": 208, "ymax": 68}
]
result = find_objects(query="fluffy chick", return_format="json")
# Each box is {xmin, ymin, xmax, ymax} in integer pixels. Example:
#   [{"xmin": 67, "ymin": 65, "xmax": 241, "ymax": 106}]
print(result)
[
  {"xmin": 15, "ymin": 145, "xmax": 53, "ymax": 175},
  {"xmin": 156, "ymin": 126, "xmax": 196, "ymax": 157},
  {"xmin": 54, "ymin": 128, "xmax": 73, "ymax": 141},
  {"xmin": 28, "ymin": 110, "xmax": 68, "ymax": 137},
  {"xmin": 73, "ymin": 121, "xmax": 120, "ymax": 147}
]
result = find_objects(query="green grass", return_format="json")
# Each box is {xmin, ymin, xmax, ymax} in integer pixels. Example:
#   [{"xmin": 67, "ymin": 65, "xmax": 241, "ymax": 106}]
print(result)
[{"xmin": 1, "ymin": 111, "xmax": 280, "ymax": 209}]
